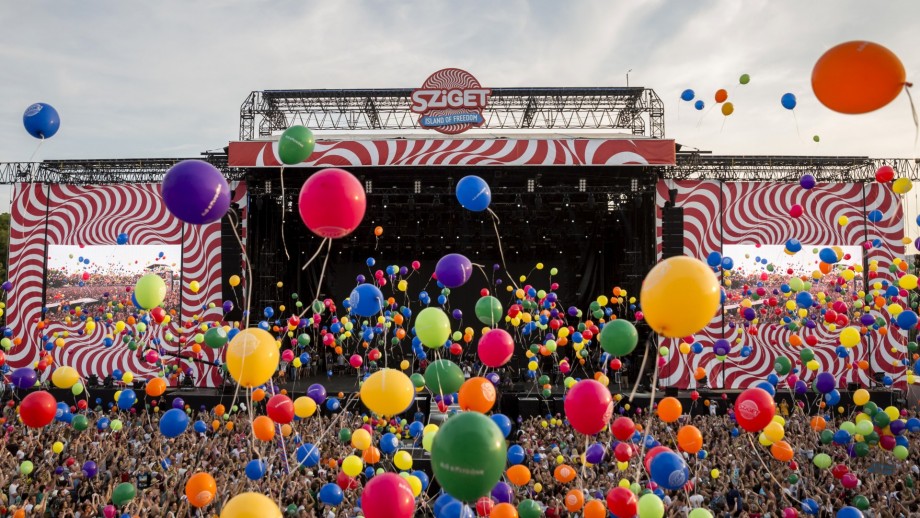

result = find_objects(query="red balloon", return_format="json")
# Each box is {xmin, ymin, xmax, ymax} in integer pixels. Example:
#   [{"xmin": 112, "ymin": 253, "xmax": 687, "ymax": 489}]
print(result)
[
  {"xmin": 150, "ymin": 307, "xmax": 166, "ymax": 323},
  {"xmin": 831, "ymin": 464, "xmax": 849, "ymax": 479},
  {"xmin": 19, "ymin": 390, "xmax": 56, "ymax": 428},
  {"xmin": 876, "ymin": 165, "xmax": 895, "ymax": 183},
  {"xmin": 734, "ymin": 388, "xmax": 776, "ymax": 432},
  {"xmin": 610, "ymin": 417, "xmax": 635, "ymax": 441},
  {"xmin": 606, "ymin": 487, "xmax": 638, "ymax": 518},
  {"xmin": 477, "ymin": 329, "xmax": 514, "ymax": 368},
  {"xmin": 361, "ymin": 473, "xmax": 415, "ymax": 518},
  {"xmin": 614, "ymin": 442, "xmax": 633, "ymax": 462},
  {"xmin": 266, "ymin": 394, "xmax": 295, "ymax": 424},
  {"xmin": 298, "ymin": 168, "xmax": 366, "ymax": 239},
  {"xmin": 789, "ymin": 204, "xmax": 804, "ymax": 218},
  {"xmin": 564, "ymin": 380, "xmax": 613, "ymax": 435},
  {"xmin": 336, "ymin": 471, "xmax": 359, "ymax": 490},
  {"xmin": 475, "ymin": 497, "xmax": 494, "ymax": 517}
]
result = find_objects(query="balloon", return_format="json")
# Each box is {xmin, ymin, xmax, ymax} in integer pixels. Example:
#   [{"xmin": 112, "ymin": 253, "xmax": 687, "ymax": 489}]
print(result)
[
  {"xmin": 424, "ymin": 359, "xmax": 465, "ymax": 395},
  {"xmin": 51, "ymin": 366, "xmax": 80, "ymax": 389},
  {"xmin": 394, "ymin": 450, "xmax": 413, "ymax": 471},
  {"xmin": 677, "ymin": 425, "xmax": 703, "ymax": 453},
  {"xmin": 162, "ymin": 160, "xmax": 231, "ymax": 225},
  {"xmin": 146, "ymin": 378, "xmax": 167, "ymax": 397},
  {"xmin": 116, "ymin": 389, "xmax": 137, "ymax": 410},
  {"xmin": 204, "ymin": 327, "xmax": 229, "ymax": 349},
  {"xmin": 229, "ymin": 275, "xmax": 241, "ymax": 287},
  {"xmin": 245, "ymin": 460, "xmax": 266, "ymax": 480},
  {"xmin": 360, "ymin": 368, "xmax": 413, "ymax": 417},
  {"xmin": 112, "ymin": 483, "xmax": 136, "ymax": 506},
  {"xmin": 11, "ymin": 367, "xmax": 37, "ymax": 389},
  {"xmin": 362, "ymin": 473, "xmax": 415, "ymax": 518},
  {"xmin": 638, "ymin": 494, "xmax": 665, "ymax": 518},
  {"xmin": 159, "ymin": 408, "xmax": 189, "ymax": 437},
  {"xmin": 584, "ymin": 500, "xmax": 607, "ymax": 518},
  {"xmin": 416, "ymin": 307, "xmax": 451, "ymax": 348},
  {"xmin": 349, "ymin": 283, "xmax": 385, "ymax": 317},
  {"xmin": 342, "ymin": 455, "xmax": 363, "ymax": 477},
  {"xmin": 435, "ymin": 253, "xmax": 473, "ymax": 288},
  {"xmin": 135, "ymin": 274, "xmax": 167, "ymax": 310},
  {"xmin": 641, "ymin": 256, "xmax": 720, "ymax": 337},
  {"xmin": 298, "ymin": 168, "xmax": 366, "ymax": 238},
  {"xmin": 721, "ymin": 102, "xmax": 734, "ymax": 116},
  {"xmin": 23, "ymin": 102, "xmax": 60, "ymax": 139},
  {"xmin": 491, "ymin": 414, "xmax": 512, "ymax": 438},
  {"xmin": 657, "ymin": 397, "xmax": 682, "ymax": 423},
  {"xmin": 840, "ymin": 327, "xmax": 860, "ymax": 348},
  {"xmin": 695, "ymin": 100, "xmax": 705, "ymax": 110},
  {"xmin": 680, "ymin": 89, "xmax": 695, "ymax": 101},
  {"xmin": 459, "ymin": 377, "xmax": 497, "ymax": 413},
  {"xmin": 307, "ymin": 383, "xmax": 327, "ymax": 405},
  {"xmin": 812, "ymin": 41, "xmax": 906, "ymax": 114},
  {"xmin": 491, "ymin": 503, "xmax": 517, "ymax": 518},
  {"xmin": 252, "ymin": 415, "xmax": 275, "ymax": 441},
  {"xmin": 185, "ymin": 472, "xmax": 217, "ymax": 508},
  {"xmin": 781, "ymin": 93, "xmax": 797, "ymax": 110},
  {"xmin": 266, "ymin": 394, "xmax": 294, "ymax": 424},
  {"xmin": 893, "ymin": 177, "xmax": 913, "ymax": 194},
  {"xmin": 225, "ymin": 328, "xmax": 279, "ymax": 388},
  {"xmin": 739, "ymin": 74, "xmax": 751, "ymax": 85},
  {"xmin": 278, "ymin": 125, "xmax": 315, "ymax": 165},
  {"xmin": 352, "ymin": 428, "xmax": 372, "ymax": 450},
  {"xmin": 518, "ymin": 500, "xmax": 541, "ymax": 518},
  {"xmin": 715, "ymin": 89, "xmax": 728, "ymax": 103},
  {"xmin": 475, "ymin": 296, "xmax": 503, "ymax": 325},
  {"xmin": 220, "ymin": 492, "xmax": 282, "ymax": 518},
  {"xmin": 478, "ymin": 329, "xmax": 514, "ymax": 367},
  {"xmin": 815, "ymin": 372, "xmax": 836, "ymax": 394},
  {"xmin": 600, "ymin": 319, "xmax": 638, "ymax": 356},
  {"xmin": 296, "ymin": 444, "xmax": 321, "ymax": 467},
  {"xmin": 606, "ymin": 487, "xmax": 638, "ymax": 518},
  {"xmin": 431, "ymin": 412, "xmax": 506, "ymax": 502},
  {"xmin": 19, "ymin": 391, "xmax": 56, "ymax": 428},
  {"xmin": 734, "ymin": 388, "xmax": 776, "ymax": 432},
  {"xmin": 455, "ymin": 175, "xmax": 492, "ymax": 212},
  {"xmin": 649, "ymin": 451, "xmax": 689, "ymax": 490},
  {"xmin": 19, "ymin": 461, "xmax": 33, "ymax": 475},
  {"xmin": 189, "ymin": 280, "xmax": 200, "ymax": 293},
  {"xmin": 506, "ymin": 465, "xmax": 531, "ymax": 486},
  {"xmin": 564, "ymin": 380, "xmax": 613, "ymax": 435}
]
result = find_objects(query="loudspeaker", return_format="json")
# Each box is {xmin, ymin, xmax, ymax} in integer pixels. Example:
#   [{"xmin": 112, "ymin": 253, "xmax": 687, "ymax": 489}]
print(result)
[
  {"xmin": 661, "ymin": 206, "xmax": 684, "ymax": 258},
  {"xmin": 221, "ymin": 205, "xmax": 244, "ymax": 321},
  {"xmin": 847, "ymin": 382, "xmax": 859, "ymax": 392},
  {"xmin": 519, "ymin": 397, "xmax": 540, "ymax": 418},
  {"xmin": 665, "ymin": 387, "xmax": 679, "ymax": 398}
]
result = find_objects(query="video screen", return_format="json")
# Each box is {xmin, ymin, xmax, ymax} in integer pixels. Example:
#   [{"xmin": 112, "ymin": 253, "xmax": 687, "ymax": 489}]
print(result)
[{"xmin": 45, "ymin": 245, "xmax": 182, "ymax": 321}]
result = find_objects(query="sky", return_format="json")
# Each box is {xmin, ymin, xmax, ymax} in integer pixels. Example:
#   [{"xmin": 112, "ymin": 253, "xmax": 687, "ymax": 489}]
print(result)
[
  {"xmin": 48, "ymin": 245, "xmax": 181, "ymax": 275},
  {"xmin": 723, "ymin": 245, "xmax": 863, "ymax": 274},
  {"xmin": 0, "ymin": 1, "xmax": 919, "ymax": 209}
]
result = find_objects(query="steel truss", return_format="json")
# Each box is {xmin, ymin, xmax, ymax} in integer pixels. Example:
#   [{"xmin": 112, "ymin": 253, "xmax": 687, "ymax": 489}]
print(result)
[
  {"xmin": 666, "ymin": 153, "xmax": 920, "ymax": 182},
  {"xmin": 0, "ymin": 155, "xmax": 241, "ymax": 185},
  {"xmin": 239, "ymin": 87, "xmax": 665, "ymax": 140}
]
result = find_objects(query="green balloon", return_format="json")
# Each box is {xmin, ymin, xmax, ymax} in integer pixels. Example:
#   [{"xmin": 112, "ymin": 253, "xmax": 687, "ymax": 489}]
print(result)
[
  {"xmin": 689, "ymin": 509, "xmax": 714, "ymax": 518},
  {"xmin": 852, "ymin": 495, "xmax": 870, "ymax": 510},
  {"xmin": 873, "ymin": 411, "xmax": 891, "ymax": 428},
  {"xmin": 864, "ymin": 431, "xmax": 880, "ymax": 446},
  {"xmin": 135, "ymin": 274, "xmax": 166, "ymax": 309},
  {"xmin": 338, "ymin": 429, "xmax": 352, "ymax": 443},
  {"xmin": 278, "ymin": 125, "xmax": 316, "ymax": 165},
  {"xmin": 799, "ymin": 348, "xmax": 814, "ymax": 362},
  {"xmin": 819, "ymin": 430, "xmax": 834, "ymax": 444},
  {"xmin": 739, "ymin": 73, "xmax": 750, "ymax": 85},
  {"xmin": 410, "ymin": 373, "xmax": 425, "ymax": 388},
  {"xmin": 431, "ymin": 412, "xmax": 506, "ymax": 502},
  {"xmin": 112, "ymin": 482, "xmax": 137, "ymax": 506},
  {"xmin": 789, "ymin": 277, "xmax": 804, "ymax": 292},
  {"xmin": 518, "ymin": 499, "xmax": 542, "ymax": 518},
  {"xmin": 541, "ymin": 388, "xmax": 552, "ymax": 398},
  {"xmin": 19, "ymin": 461, "xmax": 33, "ymax": 475},
  {"xmin": 894, "ymin": 445, "xmax": 909, "ymax": 460},
  {"xmin": 599, "ymin": 319, "xmax": 638, "ymax": 356},
  {"xmin": 424, "ymin": 360, "xmax": 465, "ymax": 395},
  {"xmin": 538, "ymin": 375, "xmax": 550, "ymax": 386},
  {"xmin": 840, "ymin": 421, "xmax": 856, "ymax": 434},
  {"xmin": 298, "ymin": 334, "xmax": 311, "ymax": 346},
  {"xmin": 416, "ymin": 308, "xmax": 451, "ymax": 348},
  {"xmin": 813, "ymin": 453, "xmax": 832, "ymax": 469},
  {"xmin": 72, "ymin": 415, "xmax": 89, "ymax": 431},
  {"xmin": 855, "ymin": 420, "xmax": 874, "ymax": 436},
  {"xmin": 475, "ymin": 296, "xmax": 503, "ymax": 326},
  {"xmin": 787, "ymin": 474, "xmax": 799, "ymax": 484},
  {"xmin": 638, "ymin": 493, "xmax": 665, "ymax": 518},
  {"xmin": 812, "ymin": 135, "xmax": 820, "ymax": 143},
  {"xmin": 774, "ymin": 357, "xmax": 791, "ymax": 375},
  {"xmin": 71, "ymin": 382, "xmax": 84, "ymax": 396},
  {"xmin": 204, "ymin": 327, "xmax": 228, "ymax": 349},
  {"xmin": 854, "ymin": 441, "xmax": 870, "ymax": 458}
]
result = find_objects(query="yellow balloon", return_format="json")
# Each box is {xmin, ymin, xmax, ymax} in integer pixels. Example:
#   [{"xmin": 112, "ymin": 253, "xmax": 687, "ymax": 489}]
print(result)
[
  {"xmin": 853, "ymin": 388, "xmax": 870, "ymax": 406},
  {"xmin": 225, "ymin": 329, "xmax": 279, "ymax": 388},
  {"xmin": 360, "ymin": 369, "xmax": 414, "ymax": 417},
  {"xmin": 122, "ymin": 372, "xmax": 134, "ymax": 384},
  {"xmin": 534, "ymin": 482, "xmax": 543, "ymax": 493},
  {"xmin": 806, "ymin": 360, "xmax": 819, "ymax": 371},
  {"xmin": 618, "ymin": 479, "xmax": 631, "ymax": 489},
  {"xmin": 293, "ymin": 396, "xmax": 317, "ymax": 418},
  {"xmin": 422, "ymin": 431, "xmax": 436, "ymax": 452},
  {"xmin": 407, "ymin": 475, "xmax": 422, "ymax": 497},
  {"xmin": 900, "ymin": 274, "xmax": 918, "ymax": 290},
  {"xmin": 763, "ymin": 422, "xmax": 785, "ymax": 443},
  {"xmin": 893, "ymin": 177, "xmax": 913, "ymax": 194},
  {"xmin": 342, "ymin": 455, "xmax": 363, "ymax": 477},
  {"xmin": 52, "ymin": 441, "xmax": 64, "ymax": 454},
  {"xmin": 837, "ymin": 216, "xmax": 849, "ymax": 226},
  {"xmin": 400, "ymin": 360, "xmax": 410, "ymax": 370},
  {"xmin": 229, "ymin": 275, "xmax": 241, "ymax": 287},
  {"xmin": 840, "ymin": 327, "xmax": 860, "ymax": 348},
  {"xmin": 394, "ymin": 450, "xmax": 413, "ymax": 470},
  {"xmin": 885, "ymin": 406, "xmax": 900, "ymax": 422},
  {"xmin": 220, "ymin": 492, "xmax": 282, "ymax": 518},
  {"xmin": 51, "ymin": 366, "xmax": 80, "ymax": 389},
  {"xmin": 351, "ymin": 428, "xmax": 372, "ymax": 450},
  {"xmin": 641, "ymin": 257, "xmax": 719, "ymax": 338},
  {"xmin": 189, "ymin": 280, "xmax": 200, "ymax": 293}
]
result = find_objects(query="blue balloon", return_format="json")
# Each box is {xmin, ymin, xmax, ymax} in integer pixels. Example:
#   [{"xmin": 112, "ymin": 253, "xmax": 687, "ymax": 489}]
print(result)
[
  {"xmin": 649, "ymin": 451, "xmax": 689, "ymax": 490},
  {"xmin": 379, "ymin": 433, "xmax": 399, "ymax": 454},
  {"xmin": 23, "ymin": 103, "xmax": 60, "ymax": 139},
  {"xmin": 349, "ymin": 283, "xmax": 384, "ymax": 317},
  {"xmin": 296, "ymin": 443, "xmax": 321, "ymax": 467},
  {"xmin": 245, "ymin": 459, "xmax": 266, "ymax": 480},
  {"xmin": 721, "ymin": 257, "xmax": 734, "ymax": 270},
  {"xmin": 326, "ymin": 397, "xmax": 341, "ymax": 412},
  {"xmin": 116, "ymin": 233, "xmax": 129, "ymax": 245},
  {"xmin": 455, "ymin": 175, "xmax": 491, "ymax": 212},
  {"xmin": 507, "ymin": 445, "xmax": 526, "ymax": 465},
  {"xmin": 781, "ymin": 93, "xmax": 797, "ymax": 110},
  {"xmin": 117, "ymin": 389, "xmax": 137, "ymax": 410},
  {"xmin": 796, "ymin": 291, "xmax": 814, "ymax": 308},
  {"xmin": 158, "ymin": 408, "xmax": 189, "ymax": 438},
  {"xmin": 491, "ymin": 414, "xmax": 512, "ymax": 438},
  {"xmin": 836, "ymin": 507, "xmax": 864, "ymax": 518},
  {"xmin": 906, "ymin": 417, "xmax": 920, "ymax": 432},
  {"xmin": 408, "ymin": 421, "xmax": 424, "ymax": 438},
  {"xmin": 694, "ymin": 100, "xmax": 705, "ymax": 110},
  {"xmin": 833, "ymin": 428, "xmax": 851, "ymax": 445},
  {"xmin": 868, "ymin": 209, "xmax": 883, "ymax": 223},
  {"xmin": 801, "ymin": 498, "xmax": 819, "ymax": 515},
  {"xmin": 756, "ymin": 381, "xmax": 776, "ymax": 396},
  {"xmin": 818, "ymin": 247, "xmax": 839, "ymax": 264},
  {"xmin": 412, "ymin": 470, "xmax": 430, "ymax": 490},
  {"xmin": 96, "ymin": 417, "xmax": 110, "ymax": 431},
  {"xmin": 365, "ymin": 467, "xmax": 375, "ymax": 479},
  {"xmin": 319, "ymin": 483, "xmax": 344, "ymax": 505},
  {"xmin": 680, "ymin": 89, "xmax": 695, "ymax": 101},
  {"xmin": 263, "ymin": 307, "xmax": 274, "ymax": 318},
  {"xmin": 193, "ymin": 420, "xmax": 208, "ymax": 434},
  {"xmin": 706, "ymin": 252, "xmax": 722, "ymax": 268},
  {"xmin": 897, "ymin": 310, "xmax": 919, "ymax": 330}
]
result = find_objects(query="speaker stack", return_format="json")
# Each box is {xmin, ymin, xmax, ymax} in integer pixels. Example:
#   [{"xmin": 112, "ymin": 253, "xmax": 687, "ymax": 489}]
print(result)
[{"xmin": 661, "ymin": 206, "xmax": 684, "ymax": 259}]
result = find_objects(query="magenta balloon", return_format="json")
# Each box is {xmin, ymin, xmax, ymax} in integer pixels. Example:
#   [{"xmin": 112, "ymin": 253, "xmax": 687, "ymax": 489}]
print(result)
[
  {"xmin": 298, "ymin": 168, "xmax": 366, "ymax": 238},
  {"xmin": 161, "ymin": 160, "xmax": 230, "ymax": 225},
  {"xmin": 841, "ymin": 472, "xmax": 859, "ymax": 489},
  {"xmin": 435, "ymin": 253, "xmax": 473, "ymax": 288},
  {"xmin": 361, "ymin": 473, "xmax": 415, "ymax": 518},
  {"xmin": 478, "ymin": 329, "xmax": 514, "ymax": 367},
  {"xmin": 564, "ymin": 380, "xmax": 613, "ymax": 435},
  {"xmin": 281, "ymin": 350, "xmax": 295, "ymax": 362}
]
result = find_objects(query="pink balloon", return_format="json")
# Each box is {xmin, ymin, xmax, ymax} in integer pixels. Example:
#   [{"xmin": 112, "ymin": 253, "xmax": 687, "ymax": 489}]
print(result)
[
  {"xmin": 564, "ymin": 379, "xmax": 613, "ymax": 435},
  {"xmin": 362, "ymin": 473, "xmax": 415, "ymax": 518},
  {"xmin": 783, "ymin": 507, "xmax": 798, "ymax": 518},
  {"xmin": 298, "ymin": 168, "xmax": 366, "ymax": 239},
  {"xmin": 349, "ymin": 354, "xmax": 363, "ymax": 368},
  {"xmin": 281, "ymin": 350, "xmax": 295, "ymax": 362},
  {"xmin": 841, "ymin": 472, "xmax": 859, "ymax": 489},
  {"xmin": 789, "ymin": 204, "xmax": 804, "ymax": 218},
  {"xmin": 478, "ymin": 329, "xmax": 514, "ymax": 367},
  {"xmin": 103, "ymin": 505, "xmax": 117, "ymax": 518}
]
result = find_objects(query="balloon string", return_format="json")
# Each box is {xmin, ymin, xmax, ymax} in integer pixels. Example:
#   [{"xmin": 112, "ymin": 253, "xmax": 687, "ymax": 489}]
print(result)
[
  {"xmin": 904, "ymin": 84, "xmax": 919, "ymax": 145},
  {"xmin": 487, "ymin": 208, "xmax": 519, "ymax": 291},
  {"xmin": 280, "ymin": 166, "xmax": 290, "ymax": 261},
  {"xmin": 631, "ymin": 340, "xmax": 660, "ymax": 483},
  {"xmin": 227, "ymin": 209, "xmax": 254, "ymax": 328},
  {"xmin": 27, "ymin": 137, "xmax": 45, "ymax": 162},
  {"xmin": 301, "ymin": 237, "xmax": 329, "ymax": 271},
  {"xmin": 791, "ymin": 110, "xmax": 803, "ymax": 142},
  {"xmin": 745, "ymin": 433, "xmax": 806, "ymax": 506},
  {"xmin": 298, "ymin": 238, "xmax": 332, "ymax": 319}
]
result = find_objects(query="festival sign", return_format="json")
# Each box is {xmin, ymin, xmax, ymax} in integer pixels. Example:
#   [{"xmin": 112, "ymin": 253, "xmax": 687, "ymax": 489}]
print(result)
[{"xmin": 410, "ymin": 68, "xmax": 491, "ymax": 135}]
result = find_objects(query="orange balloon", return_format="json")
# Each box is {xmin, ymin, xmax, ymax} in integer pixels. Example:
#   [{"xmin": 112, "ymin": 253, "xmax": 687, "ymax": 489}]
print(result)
[
  {"xmin": 185, "ymin": 472, "xmax": 217, "ymax": 507},
  {"xmin": 771, "ymin": 440, "xmax": 794, "ymax": 462},
  {"xmin": 491, "ymin": 503, "xmax": 518, "ymax": 518},
  {"xmin": 281, "ymin": 423, "xmax": 293, "ymax": 437},
  {"xmin": 211, "ymin": 420, "xmax": 220, "ymax": 431},
  {"xmin": 858, "ymin": 360, "xmax": 870, "ymax": 370},
  {"xmin": 214, "ymin": 404, "xmax": 226, "ymax": 417},
  {"xmin": 715, "ymin": 89, "xmax": 728, "ymax": 103},
  {"xmin": 789, "ymin": 334, "xmax": 803, "ymax": 347},
  {"xmin": 677, "ymin": 425, "xmax": 703, "ymax": 454},
  {"xmin": 564, "ymin": 489, "xmax": 585, "ymax": 512},
  {"xmin": 554, "ymin": 464, "xmax": 576, "ymax": 483},
  {"xmin": 657, "ymin": 397, "xmax": 682, "ymax": 423},
  {"xmin": 458, "ymin": 377, "xmax": 497, "ymax": 413},
  {"xmin": 374, "ymin": 226, "xmax": 383, "ymax": 237},
  {"xmin": 694, "ymin": 367, "xmax": 706, "ymax": 381},
  {"xmin": 810, "ymin": 416, "xmax": 826, "ymax": 431},
  {"xmin": 252, "ymin": 388, "xmax": 266, "ymax": 402},
  {"xmin": 252, "ymin": 415, "xmax": 275, "ymax": 442},
  {"xmin": 583, "ymin": 500, "xmax": 607, "ymax": 518},
  {"xmin": 145, "ymin": 378, "xmax": 166, "ymax": 397},
  {"xmin": 812, "ymin": 41, "xmax": 906, "ymax": 114},
  {"xmin": 819, "ymin": 262, "xmax": 832, "ymax": 275},
  {"xmin": 363, "ymin": 446, "xmax": 381, "ymax": 464},
  {"xmin": 225, "ymin": 422, "xmax": 234, "ymax": 431},
  {"xmin": 13, "ymin": 510, "xmax": 25, "ymax": 518},
  {"xmin": 506, "ymin": 465, "xmax": 532, "ymax": 486}
]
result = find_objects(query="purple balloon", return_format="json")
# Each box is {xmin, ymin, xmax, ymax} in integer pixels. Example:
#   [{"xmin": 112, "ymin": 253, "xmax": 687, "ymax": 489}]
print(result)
[
  {"xmin": 491, "ymin": 481, "xmax": 513, "ymax": 503},
  {"xmin": 815, "ymin": 372, "xmax": 836, "ymax": 394},
  {"xmin": 486, "ymin": 372, "xmax": 500, "ymax": 385},
  {"xmin": 82, "ymin": 461, "xmax": 98, "ymax": 478},
  {"xmin": 794, "ymin": 380, "xmax": 808, "ymax": 394},
  {"xmin": 222, "ymin": 301, "xmax": 234, "ymax": 312},
  {"xmin": 161, "ymin": 160, "xmax": 230, "ymax": 225},
  {"xmin": 451, "ymin": 309, "xmax": 463, "ymax": 320},
  {"xmin": 399, "ymin": 266, "xmax": 409, "ymax": 276},
  {"xmin": 1, "ymin": 281, "xmax": 12, "ymax": 291},
  {"xmin": 11, "ymin": 367, "xmax": 37, "ymax": 389},
  {"xmin": 860, "ymin": 314, "xmax": 876, "ymax": 326},
  {"xmin": 890, "ymin": 419, "xmax": 907, "ymax": 436},
  {"xmin": 713, "ymin": 339, "xmax": 731, "ymax": 356},
  {"xmin": 307, "ymin": 383, "xmax": 327, "ymax": 405},
  {"xmin": 171, "ymin": 397, "xmax": 185, "ymax": 410},
  {"xmin": 356, "ymin": 274, "xmax": 366, "ymax": 283},
  {"xmin": 585, "ymin": 443, "xmax": 605, "ymax": 464},
  {"xmin": 799, "ymin": 174, "xmax": 816, "ymax": 190},
  {"xmin": 434, "ymin": 254, "xmax": 473, "ymax": 288}
]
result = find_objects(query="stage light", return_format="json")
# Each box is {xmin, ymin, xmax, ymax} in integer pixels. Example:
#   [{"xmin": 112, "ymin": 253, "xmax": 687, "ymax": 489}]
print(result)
[
  {"xmin": 264, "ymin": 180, "xmax": 271, "ymax": 191},
  {"xmin": 382, "ymin": 196, "xmax": 389, "ymax": 209},
  {"xmin": 365, "ymin": 180, "xmax": 373, "ymax": 193},
  {"xmin": 578, "ymin": 178, "xmax": 586, "ymax": 192},
  {"xmin": 414, "ymin": 180, "xmax": 421, "ymax": 194},
  {"xmin": 631, "ymin": 178, "xmax": 639, "ymax": 192},
  {"xmin": 527, "ymin": 178, "xmax": 535, "ymax": 192}
]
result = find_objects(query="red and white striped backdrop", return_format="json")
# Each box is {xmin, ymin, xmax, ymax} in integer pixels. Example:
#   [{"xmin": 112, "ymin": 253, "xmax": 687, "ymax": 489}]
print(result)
[
  {"xmin": 6, "ymin": 182, "xmax": 247, "ymax": 387},
  {"xmin": 655, "ymin": 180, "xmax": 906, "ymax": 389}
]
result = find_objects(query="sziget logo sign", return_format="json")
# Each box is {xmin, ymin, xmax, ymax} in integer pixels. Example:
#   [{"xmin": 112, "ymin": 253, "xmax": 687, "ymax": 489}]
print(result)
[{"xmin": 411, "ymin": 68, "xmax": 491, "ymax": 135}]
